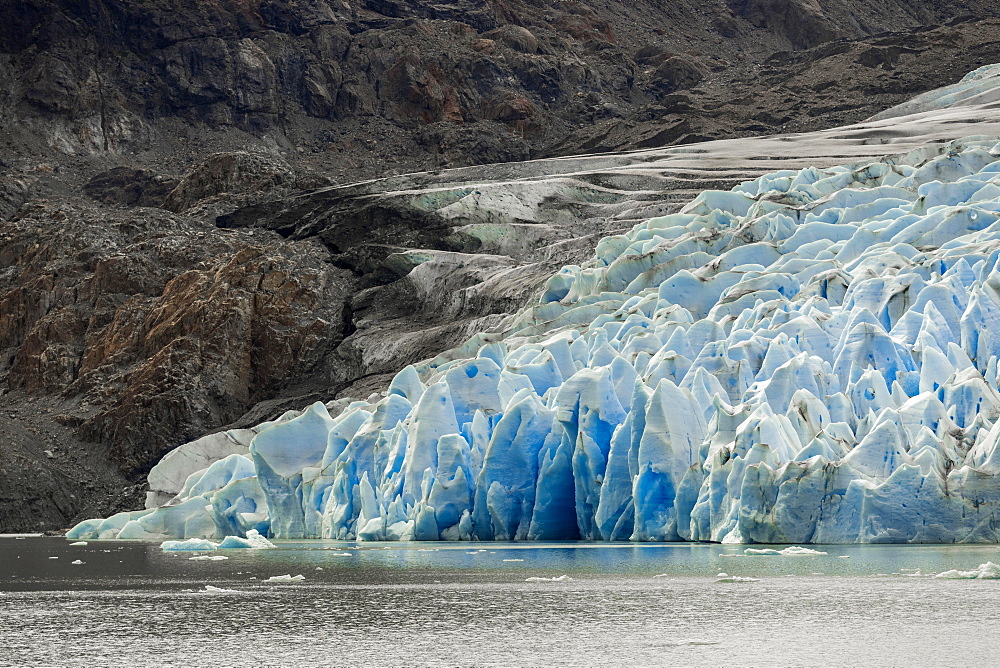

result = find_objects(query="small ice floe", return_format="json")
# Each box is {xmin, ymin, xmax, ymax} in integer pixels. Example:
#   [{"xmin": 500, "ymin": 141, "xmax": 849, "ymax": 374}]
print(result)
[
  {"xmin": 71, "ymin": 560, "xmax": 84, "ymax": 565},
  {"xmin": 502, "ymin": 559, "xmax": 524, "ymax": 562},
  {"xmin": 48, "ymin": 556, "xmax": 58, "ymax": 559},
  {"xmin": 218, "ymin": 530, "xmax": 275, "ymax": 550},
  {"xmin": 935, "ymin": 561, "xmax": 1000, "ymax": 580},
  {"xmin": 69, "ymin": 541, "xmax": 88, "ymax": 546},
  {"xmin": 525, "ymin": 575, "xmax": 572, "ymax": 582},
  {"xmin": 202, "ymin": 585, "xmax": 238, "ymax": 593},
  {"xmin": 161, "ymin": 538, "xmax": 219, "ymax": 552},
  {"xmin": 163, "ymin": 530, "xmax": 274, "ymax": 552},
  {"xmin": 715, "ymin": 572, "xmax": 759, "ymax": 583},
  {"xmin": 838, "ymin": 555, "xmax": 851, "ymax": 559},
  {"xmin": 744, "ymin": 546, "xmax": 829, "ymax": 556},
  {"xmin": 265, "ymin": 574, "xmax": 305, "ymax": 583},
  {"xmin": 328, "ymin": 552, "xmax": 352, "ymax": 557},
  {"xmin": 189, "ymin": 555, "xmax": 229, "ymax": 561},
  {"xmin": 315, "ymin": 567, "xmax": 323, "ymax": 571}
]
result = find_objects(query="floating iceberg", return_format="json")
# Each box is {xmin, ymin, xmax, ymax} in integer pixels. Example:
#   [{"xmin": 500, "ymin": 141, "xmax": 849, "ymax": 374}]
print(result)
[
  {"xmin": 934, "ymin": 561, "xmax": 1000, "ymax": 579},
  {"xmin": 70, "ymin": 127, "xmax": 1000, "ymax": 545},
  {"xmin": 744, "ymin": 546, "xmax": 829, "ymax": 556},
  {"xmin": 161, "ymin": 529, "xmax": 274, "ymax": 551},
  {"xmin": 217, "ymin": 529, "xmax": 275, "ymax": 550},
  {"xmin": 161, "ymin": 538, "xmax": 219, "ymax": 552},
  {"xmin": 265, "ymin": 574, "xmax": 305, "ymax": 583},
  {"xmin": 202, "ymin": 585, "xmax": 239, "ymax": 593},
  {"xmin": 716, "ymin": 573, "xmax": 759, "ymax": 583}
]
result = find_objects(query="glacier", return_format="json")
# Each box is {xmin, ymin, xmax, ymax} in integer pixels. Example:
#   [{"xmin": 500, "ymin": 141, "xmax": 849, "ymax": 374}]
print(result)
[{"xmin": 68, "ymin": 68, "xmax": 1000, "ymax": 544}]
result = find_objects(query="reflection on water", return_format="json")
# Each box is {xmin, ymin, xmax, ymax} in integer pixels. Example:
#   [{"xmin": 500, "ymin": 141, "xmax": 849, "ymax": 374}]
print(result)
[{"xmin": 3, "ymin": 538, "xmax": 1000, "ymax": 667}]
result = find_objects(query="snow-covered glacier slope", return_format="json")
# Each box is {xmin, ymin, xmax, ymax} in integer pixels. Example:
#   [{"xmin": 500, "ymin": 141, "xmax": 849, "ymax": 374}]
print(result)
[
  {"xmin": 70, "ymin": 74, "xmax": 1000, "ymax": 545},
  {"xmin": 870, "ymin": 62, "xmax": 1000, "ymax": 122}
]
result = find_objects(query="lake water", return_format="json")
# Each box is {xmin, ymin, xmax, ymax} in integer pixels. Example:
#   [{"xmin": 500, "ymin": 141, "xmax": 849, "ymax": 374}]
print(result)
[{"xmin": 2, "ymin": 537, "xmax": 1000, "ymax": 667}]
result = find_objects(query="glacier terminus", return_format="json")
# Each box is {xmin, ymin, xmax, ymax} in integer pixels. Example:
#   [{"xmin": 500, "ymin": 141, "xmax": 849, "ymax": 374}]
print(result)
[{"xmin": 68, "ymin": 65, "xmax": 1000, "ymax": 546}]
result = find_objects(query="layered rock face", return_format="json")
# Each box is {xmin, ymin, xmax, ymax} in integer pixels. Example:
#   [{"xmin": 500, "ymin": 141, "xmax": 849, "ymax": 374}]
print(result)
[
  {"xmin": 4, "ymin": 1, "xmax": 1000, "ymax": 532},
  {"xmin": 70, "ymin": 66, "xmax": 1000, "ymax": 544}
]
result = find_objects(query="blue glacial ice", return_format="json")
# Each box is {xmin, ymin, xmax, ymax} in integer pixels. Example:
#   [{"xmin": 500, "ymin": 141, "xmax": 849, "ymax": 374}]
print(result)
[{"xmin": 69, "ymin": 135, "xmax": 1000, "ymax": 544}]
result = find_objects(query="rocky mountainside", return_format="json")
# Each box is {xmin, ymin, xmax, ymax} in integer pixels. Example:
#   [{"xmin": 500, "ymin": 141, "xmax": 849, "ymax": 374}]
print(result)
[
  {"xmin": 4, "ymin": 0, "xmax": 1000, "ymax": 177},
  {"xmin": 2, "ymin": 0, "xmax": 1000, "ymax": 531}
]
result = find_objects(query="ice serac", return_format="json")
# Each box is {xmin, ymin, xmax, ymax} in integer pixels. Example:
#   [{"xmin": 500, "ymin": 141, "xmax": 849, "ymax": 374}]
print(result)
[{"xmin": 69, "ymin": 70, "xmax": 1000, "ymax": 544}]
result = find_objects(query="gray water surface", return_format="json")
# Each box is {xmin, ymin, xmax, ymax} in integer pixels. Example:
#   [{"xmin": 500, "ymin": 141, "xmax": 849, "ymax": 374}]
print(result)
[{"xmin": 3, "ymin": 537, "xmax": 1000, "ymax": 667}]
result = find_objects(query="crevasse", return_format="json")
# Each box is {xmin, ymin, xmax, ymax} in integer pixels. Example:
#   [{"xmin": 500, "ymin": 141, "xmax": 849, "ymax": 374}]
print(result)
[{"xmin": 70, "ymin": 135, "xmax": 1000, "ymax": 544}]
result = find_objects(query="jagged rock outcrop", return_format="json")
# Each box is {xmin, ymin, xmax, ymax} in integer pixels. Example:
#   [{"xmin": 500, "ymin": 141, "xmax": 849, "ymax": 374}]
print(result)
[{"xmin": 1, "ymin": 199, "xmax": 350, "ymax": 486}]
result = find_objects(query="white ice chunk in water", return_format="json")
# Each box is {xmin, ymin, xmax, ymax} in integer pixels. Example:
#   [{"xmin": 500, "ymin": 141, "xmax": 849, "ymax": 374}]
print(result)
[
  {"xmin": 744, "ymin": 546, "xmax": 829, "ymax": 556},
  {"xmin": 934, "ymin": 561, "xmax": 1000, "ymax": 579},
  {"xmin": 217, "ymin": 529, "xmax": 274, "ymax": 549},
  {"xmin": 161, "ymin": 538, "xmax": 219, "ymax": 552},
  {"xmin": 202, "ymin": 585, "xmax": 238, "ymax": 593}
]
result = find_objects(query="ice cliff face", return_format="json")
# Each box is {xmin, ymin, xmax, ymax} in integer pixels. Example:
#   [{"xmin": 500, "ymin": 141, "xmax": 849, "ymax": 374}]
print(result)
[
  {"xmin": 68, "ymin": 62, "xmax": 1000, "ymax": 544},
  {"xmin": 69, "ymin": 131, "xmax": 1000, "ymax": 544}
]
